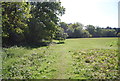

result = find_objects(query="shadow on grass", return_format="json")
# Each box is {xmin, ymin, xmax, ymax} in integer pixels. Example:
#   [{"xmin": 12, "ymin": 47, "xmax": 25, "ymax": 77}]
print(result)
[
  {"xmin": 2, "ymin": 42, "xmax": 48, "ymax": 49},
  {"xmin": 21, "ymin": 41, "xmax": 65, "ymax": 49},
  {"xmin": 57, "ymin": 42, "xmax": 65, "ymax": 44},
  {"xmin": 3, "ymin": 41, "xmax": 65, "ymax": 49},
  {"xmin": 20, "ymin": 42, "xmax": 50, "ymax": 49},
  {"xmin": 22, "ymin": 42, "xmax": 65, "ymax": 49}
]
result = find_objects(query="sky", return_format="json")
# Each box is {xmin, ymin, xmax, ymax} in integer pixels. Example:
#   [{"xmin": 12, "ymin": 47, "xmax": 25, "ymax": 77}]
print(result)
[{"xmin": 60, "ymin": 0, "xmax": 119, "ymax": 28}]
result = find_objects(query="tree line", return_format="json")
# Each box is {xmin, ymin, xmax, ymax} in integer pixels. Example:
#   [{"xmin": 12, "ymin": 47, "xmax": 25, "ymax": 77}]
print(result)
[
  {"xmin": 2, "ymin": 2, "xmax": 120, "ymax": 47},
  {"xmin": 57, "ymin": 22, "xmax": 120, "ymax": 39}
]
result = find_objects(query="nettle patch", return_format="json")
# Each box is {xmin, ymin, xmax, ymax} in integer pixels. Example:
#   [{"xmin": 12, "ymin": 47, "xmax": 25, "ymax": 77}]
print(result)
[{"xmin": 71, "ymin": 49, "xmax": 119, "ymax": 79}]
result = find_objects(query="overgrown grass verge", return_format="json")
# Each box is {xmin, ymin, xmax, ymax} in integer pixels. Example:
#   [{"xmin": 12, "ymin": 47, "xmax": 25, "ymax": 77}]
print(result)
[
  {"xmin": 71, "ymin": 49, "xmax": 119, "ymax": 79},
  {"xmin": 2, "ymin": 46, "xmax": 57, "ymax": 79}
]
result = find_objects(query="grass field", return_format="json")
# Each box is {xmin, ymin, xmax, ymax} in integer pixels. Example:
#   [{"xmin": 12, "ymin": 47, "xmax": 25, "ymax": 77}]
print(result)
[{"xmin": 2, "ymin": 37, "xmax": 119, "ymax": 79}]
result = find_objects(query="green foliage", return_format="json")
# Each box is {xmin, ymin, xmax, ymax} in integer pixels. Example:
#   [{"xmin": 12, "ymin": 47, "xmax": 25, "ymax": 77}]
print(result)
[
  {"xmin": 117, "ymin": 32, "xmax": 120, "ymax": 37},
  {"xmin": 2, "ymin": 2, "xmax": 65, "ymax": 46},
  {"xmin": 72, "ymin": 26, "xmax": 83, "ymax": 38},
  {"xmin": 2, "ymin": 46, "xmax": 56, "ymax": 79},
  {"xmin": 71, "ymin": 49, "xmax": 119, "ymax": 79},
  {"xmin": 2, "ymin": 2, "xmax": 31, "ymax": 46},
  {"xmin": 82, "ymin": 30, "xmax": 92, "ymax": 38},
  {"xmin": 85, "ymin": 26, "xmax": 117, "ymax": 37},
  {"xmin": 25, "ymin": 2, "xmax": 65, "ymax": 43},
  {"xmin": 86, "ymin": 25, "xmax": 96, "ymax": 37},
  {"xmin": 59, "ymin": 22, "xmax": 92, "ymax": 38},
  {"xmin": 55, "ymin": 27, "xmax": 68, "ymax": 42},
  {"xmin": 59, "ymin": 22, "xmax": 68, "ymax": 33},
  {"xmin": 101, "ymin": 29, "xmax": 117, "ymax": 37},
  {"xmin": 67, "ymin": 22, "xmax": 84, "ymax": 38},
  {"xmin": 58, "ymin": 22, "xmax": 118, "ymax": 38}
]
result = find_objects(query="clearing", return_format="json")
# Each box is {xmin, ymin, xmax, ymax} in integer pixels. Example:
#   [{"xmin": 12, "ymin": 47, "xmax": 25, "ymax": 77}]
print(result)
[{"xmin": 2, "ymin": 37, "xmax": 119, "ymax": 79}]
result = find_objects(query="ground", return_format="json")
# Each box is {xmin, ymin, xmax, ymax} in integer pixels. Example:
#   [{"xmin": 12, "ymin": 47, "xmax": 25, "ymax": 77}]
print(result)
[{"xmin": 2, "ymin": 37, "xmax": 119, "ymax": 79}]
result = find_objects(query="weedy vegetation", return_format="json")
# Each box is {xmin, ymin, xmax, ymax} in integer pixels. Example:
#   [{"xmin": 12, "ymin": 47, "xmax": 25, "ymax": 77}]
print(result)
[{"xmin": 2, "ymin": 37, "xmax": 119, "ymax": 79}]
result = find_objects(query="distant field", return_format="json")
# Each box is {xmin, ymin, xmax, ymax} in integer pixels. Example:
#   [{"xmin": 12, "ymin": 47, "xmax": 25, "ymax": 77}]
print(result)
[{"xmin": 2, "ymin": 37, "xmax": 119, "ymax": 79}]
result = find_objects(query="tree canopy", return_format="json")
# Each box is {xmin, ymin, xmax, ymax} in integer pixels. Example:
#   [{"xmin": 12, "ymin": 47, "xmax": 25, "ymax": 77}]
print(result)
[
  {"xmin": 2, "ymin": 2, "xmax": 65, "ymax": 46},
  {"xmin": 2, "ymin": 2, "xmax": 31, "ymax": 46}
]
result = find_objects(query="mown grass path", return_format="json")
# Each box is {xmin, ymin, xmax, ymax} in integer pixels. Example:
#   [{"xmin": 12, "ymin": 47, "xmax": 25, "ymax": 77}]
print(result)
[
  {"xmin": 42, "ymin": 43, "xmax": 73, "ymax": 79},
  {"xmin": 51, "ymin": 45, "xmax": 73, "ymax": 79}
]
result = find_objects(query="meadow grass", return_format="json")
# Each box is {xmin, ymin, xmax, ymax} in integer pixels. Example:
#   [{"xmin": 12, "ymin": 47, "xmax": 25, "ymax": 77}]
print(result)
[{"xmin": 2, "ymin": 37, "xmax": 119, "ymax": 79}]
